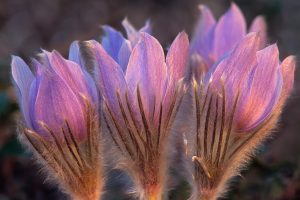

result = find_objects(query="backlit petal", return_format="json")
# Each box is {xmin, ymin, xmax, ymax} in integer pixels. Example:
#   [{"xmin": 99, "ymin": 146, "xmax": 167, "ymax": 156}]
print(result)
[
  {"xmin": 213, "ymin": 3, "xmax": 246, "ymax": 60},
  {"xmin": 190, "ymin": 5, "xmax": 216, "ymax": 66},
  {"xmin": 249, "ymin": 16, "xmax": 267, "ymax": 48},
  {"xmin": 90, "ymin": 40, "xmax": 127, "ymax": 115},
  {"xmin": 125, "ymin": 33, "xmax": 167, "ymax": 121},
  {"xmin": 33, "ymin": 71, "xmax": 86, "ymax": 140},
  {"xmin": 237, "ymin": 44, "xmax": 282, "ymax": 131},
  {"xmin": 11, "ymin": 56, "xmax": 34, "ymax": 127}
]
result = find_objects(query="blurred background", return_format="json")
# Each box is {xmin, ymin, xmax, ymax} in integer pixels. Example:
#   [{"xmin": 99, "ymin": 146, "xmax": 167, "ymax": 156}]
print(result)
[{"xmin": 0, "ymin": 0, "xmax": 299, "ymax": 199}]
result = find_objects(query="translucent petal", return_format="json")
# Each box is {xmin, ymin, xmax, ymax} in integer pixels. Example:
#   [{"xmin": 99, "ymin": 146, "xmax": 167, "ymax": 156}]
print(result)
[
  {"xmin": 125, "ymin": 33, "xmax": 167, "ymax": 121},
  {"xmin": 249, "ymin": 16, "xmax": 267, "ymax": 48},
  {"xmin": 213, "ymin": 3, "xmax": 246, "ymax": 60},
  {"xmin": 237, "ymin": 44, "xmax": 282, "ymax": 131},
  {"xmin": 190, "ymin": 5, "xmax": 216, "ymax": 66},
  {"xmin": 11, "ymin": 56, "xmax": 34, "ymax": 127}
]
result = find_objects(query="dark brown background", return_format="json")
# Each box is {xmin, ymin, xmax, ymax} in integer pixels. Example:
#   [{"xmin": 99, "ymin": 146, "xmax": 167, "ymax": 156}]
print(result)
[{"xmin": 0, "ymin": 0, "xmax": 299, "ymax": 199}]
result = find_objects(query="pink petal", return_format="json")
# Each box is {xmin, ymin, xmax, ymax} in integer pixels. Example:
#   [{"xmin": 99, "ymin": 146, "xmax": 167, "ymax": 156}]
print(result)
[
  {"xmin": 208, "ymin": 33, "xmax": 260, "ymax": 88},
  {"xmin": 249, "ymin": 16, "xmax": 268, "ymax": 48},
  {"xmin": 125, "ymin": 33, "xmax": 167, "ymax": 122},
  {"xmin": 236, "ymin": 44, "xmax": 282, "ymax": 131},
  {"xmin": 166, "ymin": 32, "xmax": 189, "ymax": 82},
  {"xmin": 33, "ymin": 71, "xmax": 86, "ymax": 141},
  {"xmin": 43, "ymin": 50, "xmax": 98, "ymax": 104},
  {"xmin": 213, "ymin": 3, "xmax": 247, "ymax": 61},
  {"xmin": 280, "ymin": 56, "xmax": 296, "ymax": 100},
  {"xmin": 208, "ymin": 33, "xmax": 261, "ymax": 120},
  {"xmin": 89, "ymin": 40, "xmax": 127, "ymax": 115},
  {"xmin": 163, "ymin": 32, "xmax": 189, "ymax": 120}
]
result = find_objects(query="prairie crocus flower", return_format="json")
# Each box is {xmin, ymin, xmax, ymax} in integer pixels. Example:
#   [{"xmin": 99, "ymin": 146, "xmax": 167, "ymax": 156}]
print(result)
[
  {"xmin": 186, "ymin": 32, "xmax": 295, "ymax": 200},
  {"xmin": 12, "ymin": 42, "xmax": 103, "ymax": 200},
  {"xmin": 87, "ymin": 32, "xmax": 189, "ymax": 200},
  {"xmin": 190, "ymin": 3, "xmax": 267, "ymax": 77}
]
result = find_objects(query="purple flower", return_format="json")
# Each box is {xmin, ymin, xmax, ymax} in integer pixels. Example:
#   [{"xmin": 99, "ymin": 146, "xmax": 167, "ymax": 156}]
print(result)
[
  {"xmin": 206, "ymin": 33, "xmax": 295, "ymax": 132},
  {"xmin": 186, "ymin": 4, "xmax": 295, "ymax": 200},
  {"xmin": 12, "ymin": 43, "xmax": 98, "ymax": 141},
  {"xmin": 12, "ymin": 43, "xmax": 103, "ymax": 200},
  {"xmin": 190, "ymin": 3, "xmax": 267, "ymax": 73},
  {"xmin": 88, "ymin": 31, "xmax": 189, "ymax": 199},
  {"xmin": 189, "ymin": 36, "xmax": 295, "ymax": 200}
]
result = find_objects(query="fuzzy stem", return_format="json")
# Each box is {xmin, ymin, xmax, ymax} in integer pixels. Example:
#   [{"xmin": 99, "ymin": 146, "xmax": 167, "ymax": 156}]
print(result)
[
  {"xmin": 198, "ymin": 190, "xmax": 216, "ymax": 200},
  {"xmin": 73, "ymin": 190, "xmax": 101, "ymax": 200},
  {"xmin": 145, "ymin": 184, "xmax": 162, "ymax": 200}
]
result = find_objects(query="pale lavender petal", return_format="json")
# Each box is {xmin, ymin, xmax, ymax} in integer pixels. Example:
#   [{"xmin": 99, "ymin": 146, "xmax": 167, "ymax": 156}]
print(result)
[
  {"xmin": 11, "ymin": 56, "xmax": 34, "ymax": 127},
  {"xmin": 213, "ymin": 3, "xmax": 246, "ymax": 60},
  {"xmin": 89, "ymin": 40, "xmax": 127, "ymax": 115},
  {"xmin": 125, "ymin": 33, "xmax": 167, "ymax": 121},
  {"xmin": 122, "ymin": 18, "xmax": 150, "ymax": 46},
  {"xmin": 68, "ymin": 42, "xmax": 99, "ymax": 104},
  {"xmin": 190, "ymin": 54, "xmax": 208, "ymax": 80},
  {"xmin": 280, "ymin": 56, "xmax": 296, "ymax": 99},
  {"xmin": 43, "ymin": 50, "xmax": 98, "ymax": 104},
  {"xmin": 249, "ymin": 16, "xmax": 267, "ymax": 48},
  {"xmin": 68, "ymin": 40, "xmax": 84, "ymax": 67},
  {"xmin": 190, "ymin": 5, "xmax": 216, "ymax": 66},
  {"xmin": 33, "ymin": 71, "xmax": 86, "ymax": 140},
  {"xmin": 236, "ymin": 44, "xmax": 282, "ymax": 131},
  {"xmin": 101, "ymin": 25, "xmax": 126, "ymax": 62},
  {"xmin": 38, "ymin": 49, "xmax": 52, "ymax": 68},
  {"xmin": 117, "ymin": 40, "xmax": 132, "ymax": 71},
  {"xmin": 166, "ymin": 32, "xmax": 189, "ymax": 81},
  {"xmin": 208, "ymin": 33, "xmax": 260, "ymax": 117},
  {"xmin": 139, "ymin": 20, "xmax": 151, "ymax": 34},
  {"xmin": 208, "ymin": 33, "xmax": 260, "ymax": 87},
  {"xmin": 163, "ymin": 32, "xmax": 189, "ymax": 119},
  {"xmin": 28, "ymin": 59, "xmax": 44, "ymax": 127}
]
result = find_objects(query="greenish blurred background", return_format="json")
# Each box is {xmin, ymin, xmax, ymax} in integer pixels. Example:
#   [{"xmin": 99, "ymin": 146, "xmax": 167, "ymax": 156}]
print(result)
[{"xmin": 0, "ymin": 0, "xmax": 299, "ymax": 199}]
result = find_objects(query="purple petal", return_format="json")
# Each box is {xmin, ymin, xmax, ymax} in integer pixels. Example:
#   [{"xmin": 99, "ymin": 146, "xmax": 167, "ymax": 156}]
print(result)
[
  {"xmin": 280, "ymin": 56, "xmax": 296, "ymax": 99},
  {"xmin": 101, "ymin": 25, "xmax": 127, "ymax": 62},
  {"xmin": 43, "ymin": 50, "xmax": 98, "ymax": 104},
  {"xmin": 190, "ymin": 54, "xmax": 208, "ymax": 80},
  {"xmin": 69, "ymin": 41, "xmax": 84, "ymax": 68},
  {"xmin": 190, "ymin": 5, "xmax": 216, "ymax": 66},
  {"xmin": 38, "ymin": 49, "xmax": 52, "ymax": 68},
  {"xmin": 122, "ymin": 18, "xmax": 150, "ymax": 46},
  {"xmin": 117, "ymin": 40, "xmax": 132, "ymax": 71},
  {"xmin": 68, "ymin": 42, "xmax": 99, "ymax": 104},
  {"xmin": 89, "ymin": 40, "xmax": 127, "ymax": 115},
  {"xmin": 32, "ymin": 71, "xmax": 86, "ymax": 141},
  {"xmin": 213, "ymin": 3, "xmax": 246, "ymax": 61},
  {"xmin": 236, "ymin": 44, "xmax": 282, "ymax": 131},
  {"xmin": 249, "ymin": 16, "xmax": 267, "ymax": 48},
  {"xmin": 208, "ymin": 33, "xmax": 261, "ymax": 118},
  {"xmin": 166, "ymin": 32, "xmax": 189, "ymax": 82},
  {"xmin": 139, "ymin": 20, "xmax": 151, "ymax": 34},
  {"xmin": 28, "ymin": 59, "xmax": 44, "ymax": 125},
  {"xmin": 11, "ymin": 56, "xmax": 34, "ymax": 127},
  {"xmin": 163, "ymin": 32, "xmax": 189, "ymax": 119},
  {"xmin": 208, "ymin": 33, "xmax": 260, "ymax": 87},
  {"xmin": 125, "ymin": 33, "xmax": 167, "ymax": 122}
]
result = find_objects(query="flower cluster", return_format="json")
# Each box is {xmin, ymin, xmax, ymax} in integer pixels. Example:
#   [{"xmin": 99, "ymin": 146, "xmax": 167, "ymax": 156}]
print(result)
[{"xmin": 11, "ymin": 3, "xmax": 295, "ymax": 200}]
